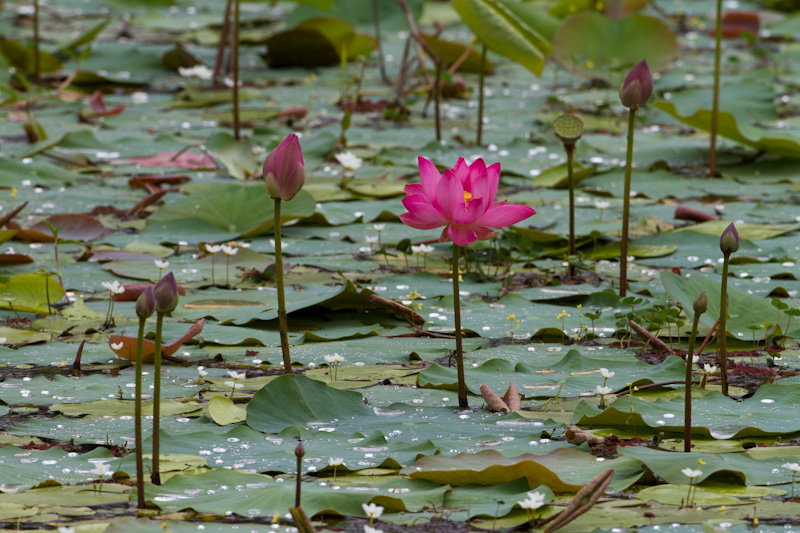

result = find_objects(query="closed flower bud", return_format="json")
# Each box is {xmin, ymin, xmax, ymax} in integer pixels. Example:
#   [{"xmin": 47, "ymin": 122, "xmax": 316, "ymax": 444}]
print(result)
[
  {"xmin": 719, "ymin": 223, "xmax": 739, "ymax": 255},
  {"xmin": 693, "ymin": 291, "xmax": 707, "ymax": 315},
  {"xmin": 136, "ymin": 286, "xmax": 155, "ymax": 319},
  {"xmin": 295, "ymin": 441, "xmax": 305, "ymax": 458},
  {"xmin": 153, "ymin": 272, "xmax": 179, "ymax": 314},
  {"xmin": 263, "ymin": 134, "xmax": 305, "ymax": 201},
  {"xmin": 619, "ymin": 60, "xmax": 653, "ymax": 111}
]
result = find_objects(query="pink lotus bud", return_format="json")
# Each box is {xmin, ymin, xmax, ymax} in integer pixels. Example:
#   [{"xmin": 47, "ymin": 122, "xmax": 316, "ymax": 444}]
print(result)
[
  {"xmin": 619, "ymin": 60, "xmax": 653, "ymax": 111},
  {"xmin": 720, "ymin": 223, "xmax": 739, "ymax": 255},
  {"xmin": 136, "ymin": 286, "xmax": 155, "ymax": 319},
  {"xmin": 693, "ymin": 291, "xmax": 707, "ymax": 315},
  {"xmin": 263, "ymin": 134, "xmax": 305, "ymax": 201},
  {"xmin": 153, "ymin": 272, "xmax": 179, "ymax": 314}
]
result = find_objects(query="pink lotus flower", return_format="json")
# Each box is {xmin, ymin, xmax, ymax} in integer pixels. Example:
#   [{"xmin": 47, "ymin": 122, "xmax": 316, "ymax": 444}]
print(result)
[
  {"xmin": 619, "ymin": 59, "xmax": 653, "ymax": 111},
  {"xmin": 399, "ymin": 157, "xmax": 535, "ymax": 246},
  {"xmin": 263, "ymin": 134, "xmax": 305, "ymax": 201}
]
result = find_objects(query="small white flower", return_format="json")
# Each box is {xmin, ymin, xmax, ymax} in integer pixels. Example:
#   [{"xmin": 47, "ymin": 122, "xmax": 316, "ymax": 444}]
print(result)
[
  {"xmin": 692, "ymin": 355, "xmax": 700, "ymax": 364},
  {"xmin": 154, "ymin": 259, "xmax": 169, "ymax": 269},
  {"xmin": 783, "ymin": 463, "xmax": 800, "ymax": 473},
  {"xmin": 90, "ymin": 463, "xmax": 111, "ymax": 477},
  {"xmin": 197, "ymin": 366, "xmax": 208, "ymax": 377},
  {"xmin": 328, "ymin": 457, "xmax": 344, "ymax": 466},
  {"xmin": 362, "ymin": 503, "xmax": 383, "ymax": 519},
  {"xmin": 517, "ymin": 490, "xmax": 546, "ymax": 510},
  {"xmin": 335, "ymin": 151, "xmax": 363, "ymax": 171},
  {"xmin": 703, "ymin": 364, "xmax": 717, "ymax": 374},
  {"xmin": 324, "ymin": 354, "xmax": 345, "ymax": 364},
  {"xmin": 252, "ymin": 359, "xmax": 263, "ymax": 365},
  {"xmin": 58, "ymin": 527, "xmax": 76, "ymax": 533},
  {"xmin": 224, "ymin": 381, "xmax": 244, "ymax": 389},
  {"xmin": 227, "ymin": 370, "xmax": 246, "ymax": 380},
  {"xmin": 594, "ymin": 200, "xmax": 610, "ymax": 210},
  {"xmin": 411, "ymin": 244, "xmax": 434, "ymax": 254},
  {"xmin": 681, "ymin": 468, "xmax": 703, "ymax": 479},
  {"xmin": 269, "ymin": 239, "xmax": 288, "ymax": 250},
  {"xmin": 595, "ymin": 385, "xmax": 612, "ymax": 396},
  {"xmin": 0, "ymin": 337, "xmax": 7, "ymax": 344},
  {"xmin": 221, "ymin": 245, "xmax": 238, "ymax": 256},
  {"xmin": 373, "ymin": 224, "xmax": 385, "ymax": 231},
  {"xmin": 365, "ymin": 236, "xmax": 378, "ymax": 244},
  {"xmin": 110, "ymin": 342, "xmax": 124, "ymax": 351},
  {"xmin": 364, "ymin": 526, "xmax": 383, "ymax": 533},
  {"xmin": 101, "ymin": 281, "xmax": 125, "ymax": 295},
  {"xmin": 205, "ymin": 244, "xmax": 222, "ymax": 254},
  {"xmin": 131, "ymin": 92, "xmax": 148, "ymax": 104},
  {"xmin": 178, "ymin": 64, "xmax": 213, "ymax": 80},
  {"xmin": 599, "ymin": 368, "xmax": 615, "ymax": 379}
]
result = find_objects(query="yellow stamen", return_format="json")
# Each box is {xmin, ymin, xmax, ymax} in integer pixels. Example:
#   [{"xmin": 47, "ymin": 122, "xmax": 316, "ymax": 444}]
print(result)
[{"xmin": 464, "ymin": 191, "xmax": 472, "ymax": 208}]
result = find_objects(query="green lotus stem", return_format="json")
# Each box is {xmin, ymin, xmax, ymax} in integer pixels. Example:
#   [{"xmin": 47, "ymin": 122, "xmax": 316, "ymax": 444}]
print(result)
[
  {"xmin": 151, "ymin": 311, "xmax": 164, "ymax": 485},
  {"xmin": 274, "ymin": 198, "xmax": 293, "ymax": 374},
  {"xmin": 619, "ymin": 108, "xmax": 636, "ymax": 298},
  {"xmin": 294, "ymin": 441, "xmax": 304, "ymax": 508},
  {"xmin": 477, "ymin": 44, "xmax": 486, "ymax": 146},
  {"xmin": 452, "ymin": 245, "xmax": 467, "ymax": 408},
  {"xmin": 232, "ymin": 0, "xmax": 241, "ymax": 140},
  {"xmin": 566, "ymin": 146, "xmax": 576, "ymax": 280},
  {"xmin": 372, "ymin": 0, "xmax": 389, "ymax": 85},
  {"xmin": 212, "ymin": 0, "xmax": 233, "ymax": 82},
  {"xmin": 709, "ymin": 0, "xmax": 723, "ymax": 177},
  {"xmin": 210, "ymin": 254, "xmax": 216, "ymax": 286},
  {"xmin": 719, "ymin": 255, "xmax": 730, "ymax": 396},
  {"xmin": 684, "ymin": 312, "xmax": 701, "ymax": 452},
  {"xmin": 33, "ymin": 0, "xmax": 40, "ymax": 85},
  {"xmin": 43, "ymin": 274, "xmax": 51, "ymax": 315},
  {"xmin": 134, "ymin": 314, "xmax": 146, "ymax": 507}
]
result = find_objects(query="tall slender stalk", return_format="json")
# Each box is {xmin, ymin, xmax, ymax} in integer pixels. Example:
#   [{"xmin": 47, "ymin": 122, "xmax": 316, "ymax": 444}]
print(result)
[
  {"xmin": 294, "ymin": 441, "xmax": 304, "ymax": 508},
  {"xmin": 134, "ymin": 314, "xmax": 146, "ymax": 507},
  {"xmin": 372, "ymin": 0, "xmax": 390, "ymax": 85},
  {"xmin": 213, "ymin": 0, "xmax": 234, "ymax": 83},
  {"xmin": 231, "ymin": 0, "xmax": 241, "ymax": 140},
  {"xmin": 394, "ymin": 0, "xmax": 442, "ymax": 142},
  {"xmin": 554, "ymin": 114, "xmax": 585, "ymax": 282},
  {"xmin": 719, "ymin": 257, "xmax": 730, "ymax": 396},
  {"xmin": 33, "ymin": 0, "xmax": 40, "ymax": 85},
  {"xmin": 619, "ymin": 109, "xmax": 637, "ymax": 297},
  {"xmin": 567, "ymin": 150, "xmax": 575, "ymax": 264},
  {"xmin": 452, "ymin": 245, "xmax": 467, "ymax": 408},
  {"xmin": 477, "ymin": 44, "xmax": 487, "ymax": 146},
  {"xmin": 274, "ymin": 198, "xmax": 293, "ymax": 374},
  {"xmin": 709, "ymin": 0, "xmax": 723, "ymax": 178},
  {"xmin": 684, "ymin": 305, "xmax": 703, "ymax": 452},
  {"xmin": 433, "ymin": 60, "xmax": 442, "ymax": 142},
  {"xmin": 150, "ymin": 312, "xmax": 164, "ymax": 485},
  {"xmin": 564, "ymin": 147, "xmax": 578, "ymax": 282}
]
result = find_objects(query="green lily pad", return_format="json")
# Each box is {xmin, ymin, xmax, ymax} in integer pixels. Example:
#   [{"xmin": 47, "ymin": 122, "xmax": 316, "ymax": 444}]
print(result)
[
  {"xmin": 0, "ymin": 273, "xmax": 65, "ymax": 314},
  {"xmin": 400, "ymin": 448, "xmax": 643, "ymax": 492},
  {"xmin": 575, "ymin": 384, "xmax": 800, "ymax": 439},
  {"xmin": 246, "ymin": 374, "xmax": 373, "ymax": 434},
  {"xmin": 552, "ymin": 13, "xmax": 677, "ymax": 80},
  {"xmin": 661, "ymin": 270, "xmax": 780, "ymax": 339},
  {"xmin": 208, "ymin": 395, "xmax": 247, "ymax": 426},
  {"xmin": 145, "ymin": 184, "xmax": 315, "ymax": 242}
]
